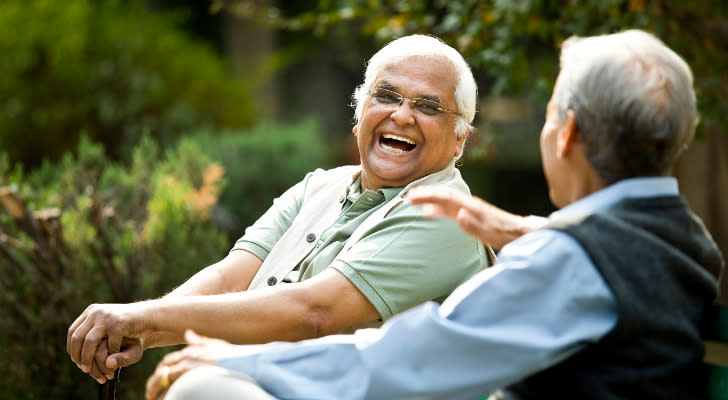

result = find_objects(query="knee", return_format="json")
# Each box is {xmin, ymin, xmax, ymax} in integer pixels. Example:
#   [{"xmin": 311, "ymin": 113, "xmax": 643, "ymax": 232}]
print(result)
[
  {"xmin": 165, "ymin": 365, "xmax": 276, "ymax": 400},
  {"xmin": 165, "ymin": 366, "xmax": 229, "ymax": 400}
]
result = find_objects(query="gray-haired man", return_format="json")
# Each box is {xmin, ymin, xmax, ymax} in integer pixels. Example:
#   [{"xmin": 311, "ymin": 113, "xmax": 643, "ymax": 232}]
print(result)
[{"xmin": 147, "ymin": 29, "xmax": 723, "ymax": 400}]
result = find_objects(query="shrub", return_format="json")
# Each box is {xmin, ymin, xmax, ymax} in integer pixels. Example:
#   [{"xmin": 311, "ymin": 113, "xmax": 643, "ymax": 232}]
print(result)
[
  {"xmin": 187, "ymin": 118, "xmax": 335, "ymax": 238},
  {"xmin": 0, "ymin": 136, "xmax": 230, "ymax": 399},
  {"xmin": 0, "ymin": 118, "xmax": 335, "ymax": 398}
]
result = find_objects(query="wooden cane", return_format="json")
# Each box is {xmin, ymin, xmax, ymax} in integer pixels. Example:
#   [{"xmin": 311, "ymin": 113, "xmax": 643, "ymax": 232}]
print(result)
[{"xmin": 98, "ymin": 367, "xmax": 121, "ymax": 400}]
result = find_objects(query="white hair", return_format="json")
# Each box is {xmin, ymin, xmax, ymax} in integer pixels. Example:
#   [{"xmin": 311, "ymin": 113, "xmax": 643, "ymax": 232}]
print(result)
[
  {"xmin": 554, "ymin": 29, "xmax": 698, "ymax": 183},
  {"xmin": 352, "ymin": 35, "xmax": 477, "ymax": 140}
]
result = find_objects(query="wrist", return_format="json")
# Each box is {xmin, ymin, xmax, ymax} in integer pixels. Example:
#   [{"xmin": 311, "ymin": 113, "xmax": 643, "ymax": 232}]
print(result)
[
  {"xmin": 136, "ymin": 298, "xmax": 188, "ymax": 347},
  {"xmin": 128, "ymin": 299, "xmax": 163, "ymax": 342}
]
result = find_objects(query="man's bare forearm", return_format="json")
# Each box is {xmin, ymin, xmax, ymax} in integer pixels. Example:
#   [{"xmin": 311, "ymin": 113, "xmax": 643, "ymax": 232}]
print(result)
[
  {"xmin": 165, "ymin": 250, "xmax": 263, "ymax": 297},
  {"xmin": 141, "ymin": 268, "xmax": 379, "ymax": 346},
  {"xmin": 141, "ymin": 250, "xmax": 264, "ymax": 348},
  {"xmin": 142, "ymin": 287, "xmax": 320, "ymax": 345}
]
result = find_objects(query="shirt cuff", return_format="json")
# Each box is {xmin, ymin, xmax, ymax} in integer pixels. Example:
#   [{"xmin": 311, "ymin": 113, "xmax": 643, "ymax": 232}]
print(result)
[
  {"xmin": 331, "ymin": 260, "xmax": 393, "ymax": 321},
  {"xmin": 231, "ymin": 240, "xmax": 270, "ymax": 261}
]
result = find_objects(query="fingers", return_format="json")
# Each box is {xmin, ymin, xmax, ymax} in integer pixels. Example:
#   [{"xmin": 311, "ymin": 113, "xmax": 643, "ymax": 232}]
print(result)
[
  {"xmin": 106, "ymin": 339, "xmax": 143, "ymax": 369},
  {"xmin": 88, "ymin": 352, "xmax": 108, "ymax": 384},
  {"xmin": 456, "ymin": 209, "xmax": 490, "ymax": 244},
  {"xmin": 146, "ymin": 333, "xmax": 225, "ymax": 400},
  {"xmin": 409, "ymin": 187, "xmax": 463, "ymax": 207},
  {"xmin": 68, "ymin": 312, "xmax": 96, "ymax": 372},
  {"xmin": 157, "ymin": 345, "xmax": 191, "ymax": 367},
  {"xmin": 185, "ymin": 329, "xmax": 229, "ymax": 347},
  {"xmin": 107, "ymin": 328, "xmax": 123, "ymax": 354},
  {"xmin": 67, "ymin": 309, "xmax": 88, "ymax": 359},
  {"xmin": 409, "ymin": 187, "xmax": 476, "ymax": 219},
  {"xmin": 184, "ymin": 329, "xmax": 204, "ymax": 345},
  {"xmin": 146, "ymin": 362, "xmax": 182, "ymax": 400},
  {"xmin": 411, "ymin": 186, "xmax": 521, "ymax": 248},
  {"xmin": 94, "ymin": 339, "xmax": 116, "ymax": 382},
  {"xmin": 79, "ymin": 326, "xmax": 105, "ymax": 374},
  {"xmin": 145, "ymin": 364, "xmax": 168, "ymax": 400}
]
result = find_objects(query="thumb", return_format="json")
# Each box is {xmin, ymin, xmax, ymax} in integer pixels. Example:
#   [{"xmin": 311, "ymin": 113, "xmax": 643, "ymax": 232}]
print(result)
[
  {"xmin": 106, "ymin": 343, "xmax": 143, "ymax": 369},
  {"xmin": 184, "ymin": 329, "xmax": 205, "ymax": 345},
  {"xmin": 185, "ymin": 329, "xmax": 229, "ymax": 347}
]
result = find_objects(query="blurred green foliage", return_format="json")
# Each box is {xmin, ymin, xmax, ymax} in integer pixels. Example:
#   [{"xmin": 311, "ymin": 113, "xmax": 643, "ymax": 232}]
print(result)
[
  {"xmin": 187, "ymin": 118, "xmax": 334, "ymax": 235},
  {"xmin": 0, "ymin": 0, "xmax": 257, "ymax": 168},
  {"xmin": 217, "ymin": 0, "xmax": 728, "ymax": 138},
  {"xmin": 0, "ymin": 118, "xmax": 332, "ymax": 399},
  {"xmin": 0, "ymin": 136, "xmax": 229, "ymax": 398}
]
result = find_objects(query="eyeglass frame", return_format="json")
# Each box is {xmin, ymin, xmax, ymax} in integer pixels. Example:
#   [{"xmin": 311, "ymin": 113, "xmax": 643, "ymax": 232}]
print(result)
[{"xmin": 367, "ymin": 87, "xmax": 463, "ymax": 119}]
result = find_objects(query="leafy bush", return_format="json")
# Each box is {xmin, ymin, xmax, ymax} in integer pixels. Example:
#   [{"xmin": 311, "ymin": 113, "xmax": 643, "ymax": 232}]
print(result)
[
  {"xmin": 0, "ymin": 0, "xmax": 257, "ymax": 168},
  {"xmin": 187, "ymin": 118, "xmax": 335, "ymax": 237},
  {"xmin": 0, "ymin": 136, "xmax": 230, "ymax": 399},
  {"xmin": 0, "ymin": 118, "xmax": 335, "ymax": 398}
]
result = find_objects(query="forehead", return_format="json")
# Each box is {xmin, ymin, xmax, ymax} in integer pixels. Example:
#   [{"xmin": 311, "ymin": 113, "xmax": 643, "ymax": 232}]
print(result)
[{"xmin": 375, "ymin": 55, "xmax": 459, "ymax": 99}]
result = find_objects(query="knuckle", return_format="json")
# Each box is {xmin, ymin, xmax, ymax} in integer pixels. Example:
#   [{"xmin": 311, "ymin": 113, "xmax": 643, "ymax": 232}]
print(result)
[{"xmin": 71, "ymin": 331, "xmax": 84, "ymax": 343}]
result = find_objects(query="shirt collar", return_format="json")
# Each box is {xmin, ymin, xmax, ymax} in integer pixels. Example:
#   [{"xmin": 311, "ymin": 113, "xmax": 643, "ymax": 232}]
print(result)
[
  {"xmin": 550, "ymin": 176, "xmax": 679, "ymax": 220},
  {"xmin": 347, "ymin": 173, "xmax": 403, "ymax": 202},
  {"xmin": 346, "ymin": 159, "xmax": 459, "ymax": 203}
]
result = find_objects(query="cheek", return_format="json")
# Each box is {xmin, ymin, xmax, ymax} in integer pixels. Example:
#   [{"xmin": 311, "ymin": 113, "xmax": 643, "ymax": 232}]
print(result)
[
  {"xmin": 358, "ymin": 105, "xmax": 388, "ymax": 131},
  {"xmin": 540, "ymin": 122, "xmax": 558, "ymax": 152},
  {"xmin": 539, "ymin": 126, "xmax": 558, "ymax": 173},
  {"xmin": 427, "ymin": 121, "xmax": 458, "ymax": 146}
]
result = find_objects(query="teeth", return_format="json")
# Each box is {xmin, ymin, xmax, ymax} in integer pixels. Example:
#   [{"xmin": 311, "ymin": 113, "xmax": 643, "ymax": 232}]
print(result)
[
  {"xmin": 381, "ymin": 143, "xmax": 407, "ymax": 153},
  {"xmin": 382, "ymin": 133, "xmax": 414, "ymax": 145}
]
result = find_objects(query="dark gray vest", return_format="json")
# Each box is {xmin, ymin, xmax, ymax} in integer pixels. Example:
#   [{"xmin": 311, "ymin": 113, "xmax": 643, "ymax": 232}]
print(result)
[{"xmin": 502, "ymin": 195, "xmax": 724, "ymax": 400}]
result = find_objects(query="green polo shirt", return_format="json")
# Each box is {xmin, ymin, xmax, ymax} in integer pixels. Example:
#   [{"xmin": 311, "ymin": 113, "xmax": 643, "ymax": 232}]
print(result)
[{"xmin": 233, "ymin": 172, "xmax": 486, "ymax": 321}]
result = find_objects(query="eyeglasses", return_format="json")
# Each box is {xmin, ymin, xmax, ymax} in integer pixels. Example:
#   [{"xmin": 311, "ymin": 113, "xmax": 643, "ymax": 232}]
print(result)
[{"xmin": 368, "ymin": 88, "xmax": 462, "ymax": 118}]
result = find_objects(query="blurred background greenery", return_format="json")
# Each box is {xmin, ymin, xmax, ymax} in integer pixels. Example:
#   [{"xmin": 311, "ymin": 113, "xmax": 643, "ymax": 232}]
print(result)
[{"xmin": 0, "ymin": 0, "xmax": 726, "ymax": 398}]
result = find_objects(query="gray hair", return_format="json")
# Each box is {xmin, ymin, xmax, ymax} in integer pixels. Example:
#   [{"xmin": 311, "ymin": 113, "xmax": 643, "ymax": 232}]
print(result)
[
  {"xmin": 352, "ymin": 35, "xmax": 477, "ymax": 140},
  {"xmin": 555, "ymin": 29, "xmax": 698, "ymax": 184}
]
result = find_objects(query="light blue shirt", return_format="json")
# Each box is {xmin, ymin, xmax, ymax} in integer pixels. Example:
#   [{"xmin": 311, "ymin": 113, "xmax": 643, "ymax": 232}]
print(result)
[{"xmin": 218, "ymin": 177, "xmax": 680, "ymax": 400}]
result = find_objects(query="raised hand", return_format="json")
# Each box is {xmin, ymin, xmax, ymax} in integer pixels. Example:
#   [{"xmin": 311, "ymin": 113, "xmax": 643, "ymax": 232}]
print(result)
[{"xmin": 408, "ymin": 187, "xmax": 533, "ymax": 249}]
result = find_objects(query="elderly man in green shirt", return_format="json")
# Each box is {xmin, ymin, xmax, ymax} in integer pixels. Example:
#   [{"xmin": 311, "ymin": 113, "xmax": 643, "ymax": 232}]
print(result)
[{"xmin": 67, "ymin": 34, "xmax": 493, "ymax": 386}]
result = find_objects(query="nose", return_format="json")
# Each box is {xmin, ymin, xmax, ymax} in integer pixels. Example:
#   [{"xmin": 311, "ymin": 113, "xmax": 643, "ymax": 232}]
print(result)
[{"xmin": 389, "ymin": 98, "xmax": 416, "ymax": 125}]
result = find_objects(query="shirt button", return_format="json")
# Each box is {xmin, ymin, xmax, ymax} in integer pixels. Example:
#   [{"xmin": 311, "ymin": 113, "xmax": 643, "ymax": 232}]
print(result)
[
  {"xmin": 267, "ymin": 276, "xmax": 277, "ymax": 286},
  {"xmin": 306, "ymin": 233, "xmax": 316, "ymax": 243}
]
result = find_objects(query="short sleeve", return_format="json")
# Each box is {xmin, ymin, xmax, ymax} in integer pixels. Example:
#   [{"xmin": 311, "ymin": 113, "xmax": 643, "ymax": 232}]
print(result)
[
  {"xmin": 231, "ymin": 172, "xmax": 311, "ymax": 260},
  {"xmin": 331, "ymin": 201, "xmax": 487, "ymax": 320}
]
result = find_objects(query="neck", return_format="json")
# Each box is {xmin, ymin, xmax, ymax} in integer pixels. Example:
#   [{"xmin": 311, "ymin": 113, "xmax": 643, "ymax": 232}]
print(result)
[{"xmin": 559, "ymin": 162, "xmax": 607, "ymax": 208}]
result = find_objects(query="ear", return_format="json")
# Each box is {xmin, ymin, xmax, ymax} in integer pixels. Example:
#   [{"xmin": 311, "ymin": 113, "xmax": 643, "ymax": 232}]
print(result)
[
  {"xmin": 352, "ymin": 125, "xmax": 358, "ymax": 136},
  {"xmin": 557, "ymin": 109, "xmax": 580, "ymax": 158},
  {"xmin": 453, "ymin": 127, "xmax": 471, "ymax": 158}
]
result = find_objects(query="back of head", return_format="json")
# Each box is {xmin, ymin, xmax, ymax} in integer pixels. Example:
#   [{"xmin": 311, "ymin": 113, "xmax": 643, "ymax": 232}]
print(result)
[
  {"xmin": 352, "ymin": 34, "xmax": 477, "ymax": 140},
  {"xmin": 554, "ymin": 30, "xmax": 698, "ymax": 184}
]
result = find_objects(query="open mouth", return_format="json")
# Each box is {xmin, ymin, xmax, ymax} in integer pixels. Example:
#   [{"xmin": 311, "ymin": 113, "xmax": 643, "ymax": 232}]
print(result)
[{"xmin": 380, "ymin": 133, "xmax": 416, "ymax": 154}]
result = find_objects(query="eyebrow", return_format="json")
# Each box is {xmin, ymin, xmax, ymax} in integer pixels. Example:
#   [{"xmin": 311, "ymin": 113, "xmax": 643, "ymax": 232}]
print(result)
[
  {"xmin": 375, "ymin": 81, "xmax": 444, "ymax": 105},
  {"xmin": 376, "ymin": 81, "xmax": 398, "ymax": 91}
]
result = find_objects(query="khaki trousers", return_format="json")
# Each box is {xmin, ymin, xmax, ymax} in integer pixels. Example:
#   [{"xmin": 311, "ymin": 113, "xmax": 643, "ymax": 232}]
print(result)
[{"xmin": 166, "ymin": 366, "xmax": 280, "ymax": 400}]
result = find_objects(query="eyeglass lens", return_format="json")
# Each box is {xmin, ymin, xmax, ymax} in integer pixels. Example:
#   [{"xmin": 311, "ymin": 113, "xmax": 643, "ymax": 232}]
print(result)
[{"xmin": 370, "ymin": 88, "xmax": 448, "ymax": 117}]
